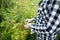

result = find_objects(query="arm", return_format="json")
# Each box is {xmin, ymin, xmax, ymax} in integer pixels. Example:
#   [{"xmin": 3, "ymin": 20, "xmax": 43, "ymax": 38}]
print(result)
[{"xmin": 26, "ymin": 18, "xmax": 35, "ymax": 23}]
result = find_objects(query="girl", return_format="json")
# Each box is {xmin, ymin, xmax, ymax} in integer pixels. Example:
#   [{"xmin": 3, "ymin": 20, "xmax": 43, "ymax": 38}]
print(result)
[{"xmin": 25, "ymin": 0, "xmax": 60, "ymax": 40}]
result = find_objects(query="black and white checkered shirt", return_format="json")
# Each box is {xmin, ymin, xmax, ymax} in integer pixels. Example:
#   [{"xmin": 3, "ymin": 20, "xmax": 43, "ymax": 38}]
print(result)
[{"xmin": 30, "ymin": 0, "xmax": 60, "ymax": 40}]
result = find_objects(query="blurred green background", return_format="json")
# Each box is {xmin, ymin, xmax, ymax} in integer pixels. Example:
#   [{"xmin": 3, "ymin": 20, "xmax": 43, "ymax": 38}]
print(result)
[{"xmin": 0, "ymin": 0, "xmax": 60, "ymax": 40}]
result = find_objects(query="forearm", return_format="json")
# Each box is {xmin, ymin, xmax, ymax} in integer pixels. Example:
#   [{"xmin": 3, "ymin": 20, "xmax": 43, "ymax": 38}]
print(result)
[
  {"xmin": 30, "ymin": 17, "xmax": 36, "ymax": 22},
  {"xmin": 31, "ymin": 18, "xmax": 35, "ymax": 21}
]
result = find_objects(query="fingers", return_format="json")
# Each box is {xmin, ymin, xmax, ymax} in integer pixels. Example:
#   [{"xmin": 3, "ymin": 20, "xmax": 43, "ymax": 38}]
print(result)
[
  {"xmin": 24, "ymin": 23, "xmax": 31, "ymax": 29},
  {"xmin": 26, "ymin": 19, "xmax": 29, "ymax": 23},
  {"xmin": 26, "ymin": 18, "xmax": 30, "ymax": 23},
  {"xmin": 24, "ymin": 25, "xmax": 28, "ymax": 29},
  {"xmin": 24, "ymin": 18, "xmax": 31, "ymax": 29}
]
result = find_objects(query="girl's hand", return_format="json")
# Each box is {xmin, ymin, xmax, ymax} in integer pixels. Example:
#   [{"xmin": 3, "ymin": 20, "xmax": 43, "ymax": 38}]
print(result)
[
  {"xmin": 24, "ymin": 18, "xmax": 34, "ymax": 29},
  {"xmin": 24, "ymin": 23, "xmax": 31, "ymax": 29}
]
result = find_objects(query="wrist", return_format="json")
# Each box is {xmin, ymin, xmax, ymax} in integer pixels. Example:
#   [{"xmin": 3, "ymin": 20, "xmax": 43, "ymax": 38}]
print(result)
[{"xmin": 31, "ymin": 18, "xmax": 34, "ymax": 21}]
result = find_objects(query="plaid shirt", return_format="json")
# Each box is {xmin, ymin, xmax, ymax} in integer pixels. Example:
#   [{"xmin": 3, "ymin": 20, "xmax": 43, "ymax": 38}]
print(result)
[{"xmin": 30, "ymin": 0, "xmax": 60, "ymax": 40}]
